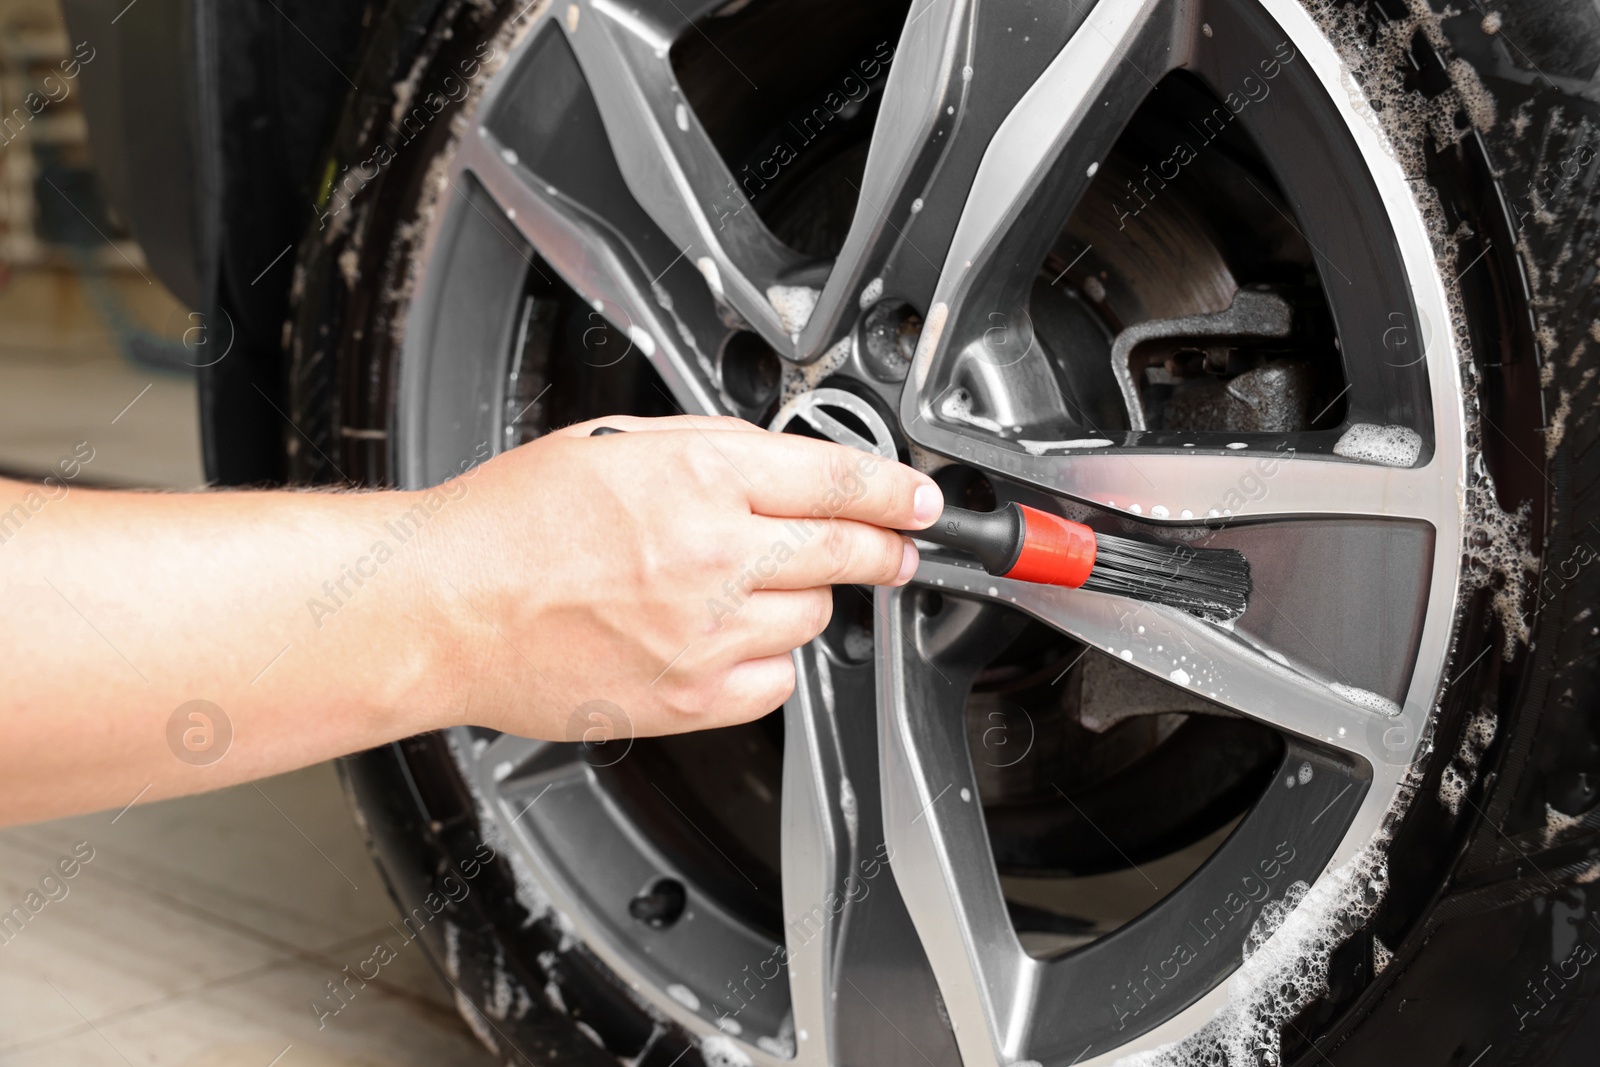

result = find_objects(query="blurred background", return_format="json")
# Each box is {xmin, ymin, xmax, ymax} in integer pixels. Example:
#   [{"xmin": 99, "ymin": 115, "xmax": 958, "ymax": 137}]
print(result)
[
  {"xmin": 0, "ymin": 0, "xmax": 200, "ymax": 487},
  {"xmin": 0, "ymin": 1, "xmax": 489, "ymax": 1062}
]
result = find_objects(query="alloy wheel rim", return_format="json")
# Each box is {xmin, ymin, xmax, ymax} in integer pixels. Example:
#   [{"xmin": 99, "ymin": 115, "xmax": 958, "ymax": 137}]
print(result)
[{"xmin": 392, "ymin": 0, "xmax": 1470, "ymax": 1063}]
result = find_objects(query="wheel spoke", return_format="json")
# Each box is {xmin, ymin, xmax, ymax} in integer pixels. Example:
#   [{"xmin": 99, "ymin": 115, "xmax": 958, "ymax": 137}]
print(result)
[
  {"xmin": 788, "ymin": 0, "xmax": 973, "ymax": 359},
  {"xmin": 456, "ymin": 123, "xmax": 725, "ymax": 417},
  {"xmin": 912, "ymin": 553, "xmax": 1422, "ymax": 764},
  {"xmin": 877, "ymin": 584, "xmax": 1372, "ymax": 1065},
  {"xmin": 876, "ymin": 587, "xmax": 1027, "ymax": 1067},
  {"xmin": 476, "ymin": 730, "xmax": 550, "ymax": 782},
  {"xmin": 780, "ymin": 643, "xmax": 861, "ymax": 1065},
  {"xmin": 797, "ymin": 0, "xmax": 1164, "ymax": 361},
  {"xmin": 562, "ymin": 0, "xmax": 805, "ymax": 350},
  {"xmin": 782, "ymin": 632, "xmax": 964, "ymax": 1065},
  {"xmin": 909, "ymin": 429, "xmax": 1447, "ymax": 524}
]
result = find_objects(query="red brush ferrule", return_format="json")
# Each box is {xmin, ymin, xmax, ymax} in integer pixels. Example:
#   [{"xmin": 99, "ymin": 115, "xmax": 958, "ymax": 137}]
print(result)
[{"xmin": 1003, "ymin": 505, "xmax": 1098, "ymax": 588}]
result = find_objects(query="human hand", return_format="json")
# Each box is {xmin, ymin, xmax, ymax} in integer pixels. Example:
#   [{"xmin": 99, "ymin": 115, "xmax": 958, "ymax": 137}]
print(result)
[{"xmin": 417, "ymin": 415, "xmax": 943, "ymax": 739}]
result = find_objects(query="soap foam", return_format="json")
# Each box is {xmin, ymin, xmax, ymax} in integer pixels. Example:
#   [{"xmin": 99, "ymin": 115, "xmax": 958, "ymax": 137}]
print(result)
[
  {"xmin": 1115, "ymin": 848, "xmax": 1389, "ymax": 1067},
  {"xmin": 700, "ymin": 1033, "xmax": 754, "ymax": 1067},
  {"xmin": 1328, "ymin": 682, "xmax": 1401, "ymax": 718},
  {"xmin": 1332, "ymin": 423, "xmax": 1422, "ymax": 467},
  {"xmin": 1018, "ymin": 438, "xmax": 1113, "ymax": 454},
  {"xmin": 765, "ymin": 285, "xmax": 820, "ymax": 337},
  {"xmin": 939, "ymin": 387, "xmax": 1004, "ymax": 433},
  {"xmin": 859, "ymin": 276, "xmax": 884, "ymax": 309}
]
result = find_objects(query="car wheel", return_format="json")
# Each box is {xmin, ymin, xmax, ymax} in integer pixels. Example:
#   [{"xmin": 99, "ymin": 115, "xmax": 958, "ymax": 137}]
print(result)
[{"xmin": 285, "ymin": 0, "xmax": 1600, "ymax": 1064}]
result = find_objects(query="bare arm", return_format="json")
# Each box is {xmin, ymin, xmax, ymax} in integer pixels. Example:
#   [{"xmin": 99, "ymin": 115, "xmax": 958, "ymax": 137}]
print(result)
[{"xmin": 0, "ymin": 415, "xmax": 942, "ymax": 826}]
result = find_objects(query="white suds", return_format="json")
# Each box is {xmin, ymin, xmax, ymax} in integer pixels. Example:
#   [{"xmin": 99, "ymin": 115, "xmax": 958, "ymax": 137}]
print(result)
[
  {"xmin": 1543, "ymin": 802, "xmax": 1584, "ymax": 848},
  {"xmin": 338, "ymin": 248, "xmax": 360, "ymax": 289},
  {"xmin": 700, "ymin": 1034, "xmax": 754, "ymax": 1067},
  {"xmin": 756, "ymin": 1015, "xmax": 797, "ymax": 1058},
  {"xmin": 1448, "ymin": 57, "xmax": 1497, "ymax": 133},
  {"xmin": 778, "ymin": 336, "xmax": 850, "ymax": 407},
  {"xmin": 696, "ymin": 257, "xmax": 724, "ymax": 299},
  {"xmin": 859, "ymin": 276, "xmax": 884, "ymax": 309},
  {"xmin": 1018, "ymin": 438, "xmax": 1113, "ymax": 454},
  {"xmin": 444, "ymin": 920, "xmax": 462, "ymax": 979},
  {"xmin": 1464, "ymin": 470, "xmax": 1536, "ymax": 657},
  {"xmin": 455, "ymin": 991, "xmax": 499, "ymax": 1052},
  {"xmin": 1439, "ymin": 701, "xmax": 1498, "ymax": 814},
  {"xmin": 766, "ymin": 285, "xmax": 820, "ymax": 337},
  {"xmin": 839, "ymin": 776, "xmax": 859, "ymax": 849},
  {"xmin": 675, "ymin": 103, "xmax": 689, "ymax": 131},
  {"xmin": 1170, "ymin": 668, "xmax": 1191, "ymax": 685},
  {"xmin": 1115, "ymin": 848, "xmax": 1388, "ymax": 1067},
  {"xmin": 667, "ymin": 983, "xmax": 701, "ymax": 1011},
  {"xmin": 939, "ymin": 388, "xmax": 1003, "ymax": 433},
  {"xmin": 1438, "ymin": 763, "xmax": 1471, "ymax": 816},
  {"xmin": 1332, "ymin": 423, "xmax": 1422, "ymax": 467},
  {"xmin": 1328, "ymin": 682, "xmax": 1401, "ymax": 717},
  {"xmin": 1372, "ymin": 937, "xmax": 1394, "ymax": 972},
  {"xmin": 1546, "ymin": 388, "xmax": 1572, "ymax": 457}
]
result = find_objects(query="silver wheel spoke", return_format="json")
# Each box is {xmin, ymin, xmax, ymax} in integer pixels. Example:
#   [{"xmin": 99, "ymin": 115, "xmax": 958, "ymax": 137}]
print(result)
[
  {"xmin": 457, "ymin": 125, "xmax": 724, "ymax": 417},
  {"xmin": 783, "ymin": 638, "xmax": 964, "ymax": 1065},
  {"xmin": 789, "ymin": 0, "xmax": 971, "ymax": 359},
  {"xmin": 912, "ymin": 435, "xmax": 1445, "ymax": 524},
  {"xmin": 931, "ymin": 0, "xmax": 1186, "ymax": 310},
  {"xmin": 780, "ymin": 643, "xmax": 859, "ymax": 1066},
  {"xmin": 877, "ymin": 586, "xmax": 1371, "ymax": 1067},
  {"xmin": 563, "ymin": 0, "xmax": 804, "ymax": 350},
  {"xmin": 912, "ymin": 555, "xmax": 1416, "ymax": 761},
  {"xmin": 477, "ymin": 730, "xmax": 550, "ymax": 781},
  {"xmin": 877, "ymin": 586, "xmax": 1029, "ymax": 1067}
]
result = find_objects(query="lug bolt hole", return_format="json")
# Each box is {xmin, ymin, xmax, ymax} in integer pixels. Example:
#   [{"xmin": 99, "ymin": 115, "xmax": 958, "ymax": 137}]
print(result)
[
  {"xmin": 860, "ymin": 299, "xmax": 921, "ymax": 383},
  {"xmin": 719, "ymin": 331, "xmax": 782, "ymax": 411},
  {"xmin": 628, "ymin": 877, "xmax": 687, "ymax": 929}
]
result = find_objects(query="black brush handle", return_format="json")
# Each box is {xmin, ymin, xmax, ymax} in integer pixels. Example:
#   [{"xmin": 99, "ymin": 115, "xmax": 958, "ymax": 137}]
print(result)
[{"xmin": 908, "ymin": 503, "xmax": 1027, "ymax": 576}]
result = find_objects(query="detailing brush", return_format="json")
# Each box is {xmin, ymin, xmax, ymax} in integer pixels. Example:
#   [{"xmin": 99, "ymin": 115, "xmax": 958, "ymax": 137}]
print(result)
[{"xmin": 910, "ymin": 503, "xmax": 1252, "ymax": 622}]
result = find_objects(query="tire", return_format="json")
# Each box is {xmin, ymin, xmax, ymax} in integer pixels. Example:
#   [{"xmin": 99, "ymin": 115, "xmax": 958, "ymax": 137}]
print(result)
[{"xmin": 281, "ymin": 1, "xmax": 1600, "ymax": 1064}]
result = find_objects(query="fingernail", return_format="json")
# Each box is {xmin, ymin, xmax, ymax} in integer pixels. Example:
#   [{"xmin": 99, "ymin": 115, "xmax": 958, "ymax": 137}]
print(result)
[
  {"xmin": 913, "ymin": 483, "xmax": 943, "ymax": 525},
  {"xmin": 897, "ymin": 540, "xmax": 919, "ymax": 584}
]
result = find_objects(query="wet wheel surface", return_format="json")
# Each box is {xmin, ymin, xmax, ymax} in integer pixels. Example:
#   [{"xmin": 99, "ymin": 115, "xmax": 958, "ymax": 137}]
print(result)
[{"xmin": 286, "ymin": 1, "xmax": 1600, "ymax": 1064}]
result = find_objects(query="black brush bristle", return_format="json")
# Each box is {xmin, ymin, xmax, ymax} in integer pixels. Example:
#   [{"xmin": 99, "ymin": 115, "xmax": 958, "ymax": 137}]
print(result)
[{"xmin": 1083, "ymin": 533, "xmax": 1252, "ymax": 622}]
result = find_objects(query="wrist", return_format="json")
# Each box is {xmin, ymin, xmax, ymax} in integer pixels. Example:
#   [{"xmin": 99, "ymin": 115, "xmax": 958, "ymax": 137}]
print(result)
[{"xmin": 330, "ymin": 487, "xmax": 469, "ymax": 735}]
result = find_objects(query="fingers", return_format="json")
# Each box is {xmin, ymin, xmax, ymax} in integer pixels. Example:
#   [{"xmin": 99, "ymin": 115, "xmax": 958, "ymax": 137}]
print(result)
[
  {"xmin": 552, "ymin": 417, "xmax": 943, "ymax": 531},
  {"xmin": 709, "ymin": 588, "xmax": 835, "ymax": 661},
  {"xmin": 647, "ymin": 590, "xmax": 824, "ymax": 730},
  {"xmin": 683, "ymin": 431, "xmax": 944, "ymax": 530},
  {"xmin": 715, "ymin": 654, "xmax": 798, "ymax": 723},
  {"xmin": 731, "ymin": 517, "xmax": 917, "ymax": 589}
]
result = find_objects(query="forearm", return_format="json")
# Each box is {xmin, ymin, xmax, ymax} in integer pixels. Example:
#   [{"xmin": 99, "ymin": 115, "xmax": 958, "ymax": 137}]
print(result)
[
  {"xmin": 0, "ymin": 477, "xmax": 458, "ymax": 825},
  {"xmin": 0, "ymin": 417, "xmax": 941, "ymax": 827}
]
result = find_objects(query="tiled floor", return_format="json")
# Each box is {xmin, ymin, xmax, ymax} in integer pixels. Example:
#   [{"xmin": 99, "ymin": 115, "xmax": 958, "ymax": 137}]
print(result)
[
  {"xmin": 0, "ymin": 266, "xmax": 203, "ymax": 488},
  {"xmin": 0, "ymin": 766, "xmax": 490, "ymax": 1065},
  {"xmin": 0, "ymin": 264, "xmax": 490, "ymax": 1063}
]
